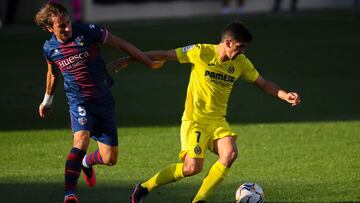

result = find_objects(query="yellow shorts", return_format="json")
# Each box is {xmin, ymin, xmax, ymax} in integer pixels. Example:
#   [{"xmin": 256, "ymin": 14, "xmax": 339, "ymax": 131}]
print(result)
[{"xmin": 178, "ymin": 119, "xmax": 236, "ymax": 160}]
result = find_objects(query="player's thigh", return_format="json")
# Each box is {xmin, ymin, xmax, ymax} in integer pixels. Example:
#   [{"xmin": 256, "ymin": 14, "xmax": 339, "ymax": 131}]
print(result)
[
  {"xmin": 69, "ymin": 103, "xmax": 95, "ymax": 134},
  {"xmin": 97, "ymin": 141, "xmax": 118, "ymax": 163},
  {"xmin": 214, "ymin": 136, "xmax": 238, "ymax": 156},
  {"xmin": 92, "ymin": 101, "xmax": 118, "ymax": 147},
  {"xmin": 209, "ymin": 120, "xmax": 237, "ymax": 154},
  {"xmin": 179, "ymin": 121, "xmax": 211, "ymax": 160},
  {"xmin": 73, "ymin": 130, "xmax": 91, "ymax": 150},
  {"xmin": 70, "ymin": 104, "xmax": 93, "ymax": 150}
]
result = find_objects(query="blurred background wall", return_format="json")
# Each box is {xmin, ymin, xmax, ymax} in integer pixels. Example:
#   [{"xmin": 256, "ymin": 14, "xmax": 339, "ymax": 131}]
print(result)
[
  {"xmin": 84, "ymin": 0, "xmax": 355, "ymax": 21},
  {"xmin": 0, "ymin": 0, "xmax": 359, "ymax": 130},
  {"xmin": 0, "ymin": 0, "xmax": 356, "ymax": 24}
]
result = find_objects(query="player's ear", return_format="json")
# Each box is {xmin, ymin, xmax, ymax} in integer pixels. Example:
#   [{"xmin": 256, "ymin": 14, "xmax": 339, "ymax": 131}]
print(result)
[
  {"xmin": 225, "ymin": 38, "xmax": 232, "ymax": 48},
  {"xmin": 46, "ymin": 26, "xmax": 53, "ymax": 33}
]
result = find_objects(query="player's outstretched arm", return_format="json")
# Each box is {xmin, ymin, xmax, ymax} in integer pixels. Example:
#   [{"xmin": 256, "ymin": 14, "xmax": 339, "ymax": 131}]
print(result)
[
  {"xmin": 145, "ymin": 49, "xmax": 178, "ymax": 61},
  {"xmin": 39, "ymin": 63, "xmax": 58, "ymax": 118},
  {"xmin": 254, "ymin": 75, "xmax": 301, "ymax": 106},
  {"xmin": 107, "ymin": 49, "xmax": 176, "ymax": 73},
  {"xmin": 106, "ymin": 57, "xmax": 131, "ymax": 73},
  {"xmin": 104, "ymin": 32, "xmax": 163, "ymax": 69}
]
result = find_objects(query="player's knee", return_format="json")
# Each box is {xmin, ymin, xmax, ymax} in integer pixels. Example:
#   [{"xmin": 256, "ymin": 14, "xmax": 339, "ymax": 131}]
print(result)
[
  {"xmin": 103, "ymin": 157, "xmax": 117, "ymax": 166},
  {"xmin": 101, "ymin": 154, "xmax": 118, "ymax": 166},
  {"xmin": 220, "ymin": 150, "xmax": 238, "ymax": 167},
  {"xmin": 183, "ymin": 163, "xmax": 203, "ymax": 176},
  {"xmin": 74, "ymin": 140, "xmax": 89, "ymax": 149},
  {"xmin": 73, "ymin": 131, "xmax": 90, "ymax": 150}
]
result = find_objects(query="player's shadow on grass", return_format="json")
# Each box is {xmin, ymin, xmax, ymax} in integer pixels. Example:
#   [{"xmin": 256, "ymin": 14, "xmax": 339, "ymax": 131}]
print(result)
[
  {"xmin": 0, "ymin": 182, "xmax": 231, "ymax": 203},
  {"xmin": 0, "ymin": 182, "xmax": 131, "ymax": 203},
  {"xmin": 1, "ymin": 182, "xmax": 360, "ymax": 203},
  {"xmin": 0, "ymin": 182, "xmax": 268, "ymax": 203}
]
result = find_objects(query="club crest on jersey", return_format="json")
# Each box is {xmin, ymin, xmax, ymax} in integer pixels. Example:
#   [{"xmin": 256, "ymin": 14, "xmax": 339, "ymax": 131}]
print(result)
[
  {"xmin": 182, "ymin": 45, "xmax": 195, "ymax": 53},
  {"xmin": 75, "ymin": 35, "xmax": 85, "ymax": 46},
  {"xmin": 228, "ymin": 66, "xmax": 235, "ymax": 74},
  {"xmin": 78, "ymin": 117, "xmax": 87, "ymax": 125},
  {"xmin": 53, "ymin": 48, "xmax": 60, "ymax": 55},
  {"xmin": 194, "ymin": 145, "xmax": 202, "ymax": 155},
  {"xmin": 89, "ymin": 24, "xmax": 96, "ymax": 29}
]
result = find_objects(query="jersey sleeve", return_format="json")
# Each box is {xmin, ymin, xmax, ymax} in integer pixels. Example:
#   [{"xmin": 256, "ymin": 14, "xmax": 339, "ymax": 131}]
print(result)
[
  {"xmin": 42, "ymin": 42, "xmax": 52, "ymax": 62},
  {"xmin": 240, "ymin": 57, "xmax": 259, "ymax": 82},
  {"xmin": 44, "ymin": 56, "xmax": 51, "ymax": 64},
  {"xmin": 175, "ymin": 44, "xmax": 200, "ymax": 64},
  {"xmin": 83, "ymin": 24, "xmax": 109, "ymax": 44}
]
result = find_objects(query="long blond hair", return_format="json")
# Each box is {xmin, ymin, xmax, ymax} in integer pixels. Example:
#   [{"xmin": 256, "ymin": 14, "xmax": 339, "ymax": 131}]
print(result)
[{"xmin": 34, "ymin": 2, "xmax": 69, "ymax": 31}]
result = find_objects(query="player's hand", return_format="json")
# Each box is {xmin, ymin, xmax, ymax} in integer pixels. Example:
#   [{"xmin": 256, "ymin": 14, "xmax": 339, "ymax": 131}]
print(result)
[
  {"xmin": 286, "ymin": 92, "xmax": 301, "ymax": 107},
  {"xmin": 39, "ymin": 103, "xmax": 51, "ymax": 118},
  {"xmin": 107, "ymin": 57, "xmax": 129, "ymax": 73},
  {"xmin": 150, "ymin": 60, "xmax": 165, "ymax": 69}
]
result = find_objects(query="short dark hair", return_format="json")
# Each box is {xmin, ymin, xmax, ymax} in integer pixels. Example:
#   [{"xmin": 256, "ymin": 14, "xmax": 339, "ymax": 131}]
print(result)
[
  {"xmin": 221, "ymin": 21, "xmax": 252, "ymax": 43},
  {"xmin": 34, "ymin": 2, "xmax": 69, "ymax": 30}
]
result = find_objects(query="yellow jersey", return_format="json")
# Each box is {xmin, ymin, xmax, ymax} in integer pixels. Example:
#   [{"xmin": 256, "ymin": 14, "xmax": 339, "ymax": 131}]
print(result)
[{"xmin": 175, "ymin": 44, "xmax": 259, "ymax": 122}]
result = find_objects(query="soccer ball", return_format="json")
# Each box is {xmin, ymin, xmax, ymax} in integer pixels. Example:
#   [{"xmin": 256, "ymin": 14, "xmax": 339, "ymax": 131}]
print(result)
[{"xmin": 235, "ymin": 182, "xmax": 264, "ymax": 203}]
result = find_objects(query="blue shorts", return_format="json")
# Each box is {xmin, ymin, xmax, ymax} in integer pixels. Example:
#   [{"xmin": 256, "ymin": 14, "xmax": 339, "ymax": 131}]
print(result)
[{"xmin": 69, "ymin": 96, "xmax": 118, "ymax": 146}]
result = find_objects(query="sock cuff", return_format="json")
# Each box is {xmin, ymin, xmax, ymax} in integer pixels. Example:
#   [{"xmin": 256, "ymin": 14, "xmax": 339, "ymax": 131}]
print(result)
[
  {"xmin": 174, "ymin": 163, "xmax": 184, "ymax": 180},
  {"xmin": 214, "ymin": 161, "xmax": 229, "ymax": 177},
  {"xmin": 71, "ymin": 147, "xmax": 86, "ymax": 156},
  {"xmin": 142, "ymin": 163, "xmax": 184, "ymax": 192},
  {"xmin": 82, "ymin": 155, "xmax": 89, "ymax": 168}
]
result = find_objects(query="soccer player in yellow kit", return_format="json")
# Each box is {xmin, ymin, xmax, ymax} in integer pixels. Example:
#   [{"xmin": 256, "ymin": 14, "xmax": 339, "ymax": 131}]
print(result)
[{"xmin": 110, "ymin": 21, "xmax": 301, "ymax": 203}]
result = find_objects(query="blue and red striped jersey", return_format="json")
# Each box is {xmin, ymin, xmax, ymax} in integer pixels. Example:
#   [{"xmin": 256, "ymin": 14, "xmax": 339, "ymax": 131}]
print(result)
[{"xmin": 43, "ymin": 23, "xmax": 114, "ymax": 104}]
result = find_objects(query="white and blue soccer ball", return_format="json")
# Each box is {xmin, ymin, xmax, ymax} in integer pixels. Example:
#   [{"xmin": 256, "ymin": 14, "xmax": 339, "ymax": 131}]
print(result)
[{"xmin": 235, "ymin": 182, "xmax": 264, "ymax": 203}]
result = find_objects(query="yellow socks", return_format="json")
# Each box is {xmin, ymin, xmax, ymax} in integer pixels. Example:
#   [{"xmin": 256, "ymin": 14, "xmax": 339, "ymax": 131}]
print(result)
[
  {"xmin": 140, "ymin": 161, "xmax": 229, "ymax": 202},
  {"xmin": 192, "ymin": 161, "xmax": 229, "ymax": 203},
  {"xmin": 141, "ymin": 163, "xmax": 184, "ymax": 191}
]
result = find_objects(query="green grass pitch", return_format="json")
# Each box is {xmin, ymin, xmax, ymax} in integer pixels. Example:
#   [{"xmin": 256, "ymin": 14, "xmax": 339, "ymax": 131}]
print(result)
[
  {"xmin": 1, "ymin": 121, "xmax": 359, "ymax": 202},
  {"xmin": 0, "ymin": 8, "xmax": 359, "ymax": 202}
]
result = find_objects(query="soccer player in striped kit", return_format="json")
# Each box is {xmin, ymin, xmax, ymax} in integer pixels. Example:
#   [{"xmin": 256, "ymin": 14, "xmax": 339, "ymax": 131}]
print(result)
[{"xmin": 34, "ymin": 2, "xmax": 163, "ymax": 203}]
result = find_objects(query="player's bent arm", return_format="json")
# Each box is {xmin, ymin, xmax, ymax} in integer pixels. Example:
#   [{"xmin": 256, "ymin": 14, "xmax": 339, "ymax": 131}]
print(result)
[
  {"xmin": 44, "ymin": 63, "xmax": 58, "ymax": 96},
  {"xmin": 104, "ymin": 32, "xmax": 161, "ymax": 69},
  {"xmin": 254, "ymin": 75, "xmax": 301, "ymax": 106},
  {"xmin": 39, "ymin": 63, "xmax": 58, "ymax": 118}
]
